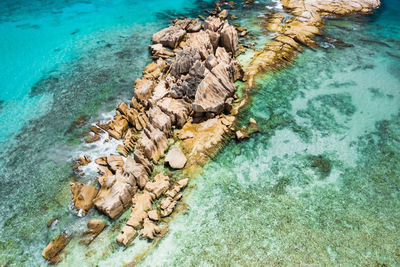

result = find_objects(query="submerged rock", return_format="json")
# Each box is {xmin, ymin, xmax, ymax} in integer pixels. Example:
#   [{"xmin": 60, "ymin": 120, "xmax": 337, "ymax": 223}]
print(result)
[
  {"xmin": 81, "ymin": 220, "xmax": 107, "ymax": 245},
  {"xmin": 42, "ymin": 234, "xmax": 69, "ymax": 264}
]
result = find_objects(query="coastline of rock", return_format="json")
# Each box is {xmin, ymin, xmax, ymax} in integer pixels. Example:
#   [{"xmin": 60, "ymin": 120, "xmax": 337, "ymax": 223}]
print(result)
[
  {"xmin": 244, "ymin": 0, "xmax": 381, "ymax": 87},
  {"xmin": 42, "ymin": 0, "xmax": 381, "ymax": 263}
]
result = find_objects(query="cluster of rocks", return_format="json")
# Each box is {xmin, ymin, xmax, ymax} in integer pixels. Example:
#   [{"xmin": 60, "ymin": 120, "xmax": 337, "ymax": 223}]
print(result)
[
  {"xmin": 43, "ymin": 0, "xmax": 382, "ymax": 262},
  {"xmin": 244, "ymin": 0, "xmax": 381, "ymax": 87},
  {"xmin": 43, "ymin": 8, "xmax": 242, "ymax": 262}
]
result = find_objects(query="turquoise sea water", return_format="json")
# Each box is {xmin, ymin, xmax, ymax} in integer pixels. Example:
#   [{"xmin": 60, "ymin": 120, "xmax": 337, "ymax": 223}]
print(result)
[{"xmin": 0, "ymin": 0, "xmax": 399, "ymax": 266}]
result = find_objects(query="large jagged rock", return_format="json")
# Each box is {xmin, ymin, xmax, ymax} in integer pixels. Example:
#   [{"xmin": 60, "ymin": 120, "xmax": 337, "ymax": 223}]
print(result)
[
  {"xmin": 157, "ymin": 97, "xmax": 191, "ymax": 127},
  {"xmin": 42, "ymin": 234, "xmax": 69, "ymax": 264},
  {"xmin": 81, "ymin": 220, "xmax": 107, "ymax": 245},
  {"xmin": 148, "ymin": 210, "xmax": 160, "ymax": 221},
  {"xmin": 204, "ymin": 16, "xmax": 224, "ymax": 32},
  {"xmin": 144, "ymin": 173, "xmax": 170, "ymax": 198},
  {"xmin": 206, "ymin": 29, "xmax": 220, "ymax": 51},
  {"xmin": 165, "ymin": 147, "xmax": 187, "ymax": 169},
  {"xmin": 70, "ymin": 183, "xmax": 98, "ymax": 215},
  {"xmin": 171, "ymin": 61, "xmax": 208, "ymax": 101},
  {"xmin": 192, "ymin": 60, "xmax": 236, "ymax": 114},
  {"xmin": 152, "ymin": 25, "xmax": 186, "ymax": 49},
  {"xmin": 149, "ymin": 80, "xmax": 169, "ymax": 105},
  {"xmin": 136, "ymin": 123, "xmax": 169, "ymax": 163},
  {"xmin": 185, "ymin": 31, "xmax": 214, "ymax": 60},
  {"xmin": 133, "ymin": 149, "xmax": 153, "ymax": 176},
  {"xmin": 122, "ymin": 156, "xmax": 149, "ymax": 189},
  {"xmin": 106, "ymin": 155, "xmax": 124, "ymax": 172},
  {"xmin": 180, "ymin": 115, "xmax": 236, "ymax": 165},
  {"xmin": 160, "ymin": 192, "xmax": 182, "ymax": 217},
  {"xmin": 105, "ymin": 115, "xmax": 129, "ymax": 140},
  {"xmin": 134, "ymin": 78, "xmax": 156, "ymax": 106},
  {"xmin": 149, "ymin": 44, "xmax": 175, "ymax": 59},
  {"xmin": 174, "ymin": 18, "xmax": 202, "ymax": 32},
  {"xmin": 170, "ymin": 48, "xmax": 201, "ymax": 78},
  {"xmin": 94, "ymin": 170, "xmax": 138, "ymax": 219},
  {"xmin": 141, "ymin": 218, "xmax": 160, "ymax": 240},
  {"xmin": 118, "ymin": 128, "xmax": 138, "ymax": 157},
  {"xmin": 220, "ymin": 22, "xmax": 238, "ymax": 54},
  {"xmin": 148, "ymin": 106, "xmax": 172, "ymax": 134}
]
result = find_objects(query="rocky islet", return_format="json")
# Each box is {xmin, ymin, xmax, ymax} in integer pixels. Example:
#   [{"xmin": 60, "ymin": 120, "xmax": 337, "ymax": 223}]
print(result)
[{"xmin": 41, "ymin": 0, "xmax": 382, "ymax": 263}]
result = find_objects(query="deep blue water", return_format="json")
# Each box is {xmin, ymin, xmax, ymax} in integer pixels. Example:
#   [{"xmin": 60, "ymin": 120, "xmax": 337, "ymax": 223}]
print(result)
[{"xmin": 0, "ymin": 0, "xmax": 399, "ymax": 266}]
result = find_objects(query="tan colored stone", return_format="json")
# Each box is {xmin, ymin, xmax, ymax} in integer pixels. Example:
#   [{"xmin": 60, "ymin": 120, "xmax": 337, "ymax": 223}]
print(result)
[
  {"xmin": 165, "ymin": 147, "xmax": 187, "ymax": 169},
  {"xmin": 81, "ymin": 220, "xmax": 107, "ymax": 245},
  {"xmin": 152, "ymin": 25, "xmax": 186, "ymax": 49},
  {"xmin": 106, "ymin": 155, "xmax": 124, "ymax": 172},
  {"xmin": 148, "ymin": 210, "xmax": 160, "ymax": 221},
  {"xmin": 70, "ymin": 183, "xmax": 98, "ymax": 215},
  {"xmin": 144, "ymin": 173, "xmax": 170, "ymax": 198},
  {"xmin": 116, "ymin": 225, "xmax": 137, "ymax": 247},
  {"xmin": 42, "ymin": 234, "xmax": 69, "ymax": 264},
  {"xmin": 141, "ymin": 218, "xmax": 160, "ymax": 240}
]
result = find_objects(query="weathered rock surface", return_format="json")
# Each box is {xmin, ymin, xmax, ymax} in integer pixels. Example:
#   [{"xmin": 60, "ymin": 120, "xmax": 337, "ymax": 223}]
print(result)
[
  {"xmin": 220, "ymin": 22, "xmax": 238, "ymax": 54},
  {"xmin": 42, "ymin": 234, "xmax": 69, "ymax": 264},
  {"xmin": 116, "ymin": 225, "xmax": 138, "ymax": 247},
  {"xmin": 174, "ymin": 18, "xmax": 202, "ymax": 32},
  {"xmin": 105, "ymin": 115, "xmax": 129, "ymax": 140},
  {"xmin": 157, "ymin": 97, "xmax": 191, "ymax": 127},
  {"xmin": 149, "ymin": 44, "xmax": 175, "ymax": 59},
  {"xmin": 134, "ymin": 78, "xmax": 156, "ymax": 106},
  {"xmin": 171, "ymin": 48, "xmax": 201, "ymax": 78},
  {"xmin": 106, "ymin": 155, "xmax": 124, "ymax": 172},
  {"xmin": 126, "ymin": 191, "xmax": 154, "ymax": 229},
  {"xmin": 147, "ymin": 210, "xmax": 160, "ymax": 221},
  {"xmin": 192, "ymin": 59, "xmax": 236, "ymax": 113},
  {"xmin": 165, "ymin": 178, "xmax": 189, "ymax": 199},
  {"xmin": 152, "ymin": 25, "xmax": 186, "ymax": 49},
  {"xmin": 70, "ymin": 183, "xmax": 98, "ymax": 215},
  {"xmin": 141, "ymin": 218, "xmax": 160, "ymax": 240},
  {"xmin": 185, "ymin": 31, "xmax": 214, "ymax": 60},
  {"xmin": 94, "ymin": 169, "xmax": 138, "ymax": 219},
  {"xmin": 136, "ymin": 123, "xmax": 169, "ymax": 163},
  {"xmin": 144, "ymin": 173, "xmax": 170, "ymax": 198},
  {"xmin": 165, "ymin": 147, "xmax": 187, "ymax": 169},
  {"xmin": 204, "ymin": 16, "xmax": 223, "ymax": 32}
]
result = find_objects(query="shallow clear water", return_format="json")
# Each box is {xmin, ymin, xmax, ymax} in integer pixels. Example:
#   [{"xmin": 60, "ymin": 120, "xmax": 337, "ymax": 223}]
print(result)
[
  {"xmin": 139, "ymin": 1, "xmax": 400, "ymax": 266},
  {"xmin": 0, "ymin": 0, "xmax": 399, "ymax": 266}
]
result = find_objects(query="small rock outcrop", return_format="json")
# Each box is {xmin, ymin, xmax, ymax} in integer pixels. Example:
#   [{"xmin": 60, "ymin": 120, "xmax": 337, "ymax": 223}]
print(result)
[
  {"xmin": 165, "ymin": 147, "xmax": 187, "ymax": 169},
  {"xmin": 81, "ymin": 220, "xmax": 107, "ymax": 245},
  {"xmin": 70, "ymin": 183, "xmax": 98, "ymax": 215}
]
